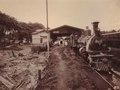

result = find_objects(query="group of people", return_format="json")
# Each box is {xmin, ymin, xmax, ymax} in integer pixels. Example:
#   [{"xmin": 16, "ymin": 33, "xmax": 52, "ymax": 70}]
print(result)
[{"xmin": 54, "ymin": 38, "xmax": 68, "ymax": 46}]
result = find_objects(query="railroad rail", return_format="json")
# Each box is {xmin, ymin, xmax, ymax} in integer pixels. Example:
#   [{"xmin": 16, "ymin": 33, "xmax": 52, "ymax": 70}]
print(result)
[{"xmin": 80, "ymin": 55, "xmax": 120, "ymax": 90}]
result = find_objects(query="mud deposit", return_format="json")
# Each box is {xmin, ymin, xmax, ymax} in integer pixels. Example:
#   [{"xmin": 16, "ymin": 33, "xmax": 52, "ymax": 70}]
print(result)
[{"xmin": 36, "ymin": 46, "xmax": 98, "ymax": 90}]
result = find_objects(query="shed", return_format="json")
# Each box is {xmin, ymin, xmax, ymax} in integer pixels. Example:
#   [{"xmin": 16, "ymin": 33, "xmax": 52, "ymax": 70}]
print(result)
[{"xmin": 49, "ymin": 25, "xmax": 84, "ymax": 42}]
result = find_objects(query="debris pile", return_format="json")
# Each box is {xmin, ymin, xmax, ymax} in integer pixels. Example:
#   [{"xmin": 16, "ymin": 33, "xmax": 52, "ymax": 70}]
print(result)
[{"xmin": 0, "ymin": 45, "xmax": 47, "ymax": 90}]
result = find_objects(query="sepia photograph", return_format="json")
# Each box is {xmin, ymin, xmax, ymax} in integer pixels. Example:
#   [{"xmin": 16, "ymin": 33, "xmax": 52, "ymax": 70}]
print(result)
[{"xmin": 0, "ymin": 0, "xmax": 120, "ymax": 90}]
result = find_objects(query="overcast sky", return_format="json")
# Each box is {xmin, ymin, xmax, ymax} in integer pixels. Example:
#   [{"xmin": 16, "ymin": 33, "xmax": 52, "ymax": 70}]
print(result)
[{"xmin": 0, "ymin": 0, "xmax": 120, "ymax": 31}]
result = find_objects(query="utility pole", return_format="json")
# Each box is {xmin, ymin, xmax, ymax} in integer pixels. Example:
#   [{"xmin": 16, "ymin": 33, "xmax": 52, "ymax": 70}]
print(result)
[{"xmin": 46, "ymin": 0, "xmax": 50, "ymax": 58}]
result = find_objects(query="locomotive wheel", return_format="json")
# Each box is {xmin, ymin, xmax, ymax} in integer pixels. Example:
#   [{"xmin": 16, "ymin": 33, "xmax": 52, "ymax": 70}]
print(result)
[{"xmin": 81, "ymin": 52, "xmax": 89, "ymax": 63}]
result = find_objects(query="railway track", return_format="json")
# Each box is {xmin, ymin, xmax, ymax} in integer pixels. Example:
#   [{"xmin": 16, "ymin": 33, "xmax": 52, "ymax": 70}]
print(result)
[
  {"xmin": 81, "ymin": 56, "xmax": 120, "ymax": 90},
  {"xmin": 95, "ymin": 70, "xmax": 120, "ymax": 90}
]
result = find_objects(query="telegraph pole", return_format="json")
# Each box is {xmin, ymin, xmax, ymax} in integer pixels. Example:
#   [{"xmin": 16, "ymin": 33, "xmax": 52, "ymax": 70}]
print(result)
[{"xmin": 46, "ymin": 0, "xmax": 50, "ymax": 58}]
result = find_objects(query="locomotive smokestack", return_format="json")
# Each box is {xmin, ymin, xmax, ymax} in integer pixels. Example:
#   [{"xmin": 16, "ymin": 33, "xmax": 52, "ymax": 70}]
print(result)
[{"xmin": 92, "ymin": 21, "xmax": 101, "ymax": 36}]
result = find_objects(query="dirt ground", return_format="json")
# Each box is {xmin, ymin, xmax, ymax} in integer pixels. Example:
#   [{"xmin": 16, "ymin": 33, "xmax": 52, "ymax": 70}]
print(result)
[
  {"xmin": 0, "ymin": 45, "xmax": 112, "ymax": 90},
  {"xmin": 0, "ymin": 45, "xmax": 48, "ymax": 90},
  {"xmin": 36, "ymin": 46, "xmax": 100, "ymax": 90}
]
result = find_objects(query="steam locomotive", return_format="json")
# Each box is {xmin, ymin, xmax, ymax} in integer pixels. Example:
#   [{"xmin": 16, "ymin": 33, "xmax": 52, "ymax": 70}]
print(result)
[{"xmin": 70, "ymin": 22, "xmax": 114, "ymax": 72}]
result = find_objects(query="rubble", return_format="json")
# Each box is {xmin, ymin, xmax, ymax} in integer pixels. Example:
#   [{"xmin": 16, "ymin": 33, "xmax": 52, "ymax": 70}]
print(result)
[{"xmin": 0, "ymin": 45, "xmax": 47, "ymax": 90}]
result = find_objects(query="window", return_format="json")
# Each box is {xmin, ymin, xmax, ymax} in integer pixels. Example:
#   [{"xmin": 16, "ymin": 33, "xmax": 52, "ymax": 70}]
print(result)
[{"xmin": 40, "ymin": 37, "xmax": 43, "ymax": 43}]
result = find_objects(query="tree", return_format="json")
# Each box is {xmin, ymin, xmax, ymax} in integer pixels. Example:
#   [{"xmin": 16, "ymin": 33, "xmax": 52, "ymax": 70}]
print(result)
[
  {"xmin": 28, "ymin": 22, "xmax": 45, "ymax": 32},
  {"xmin": 0, "ymin": 11, "xmax": 45, "ymax": 46}
]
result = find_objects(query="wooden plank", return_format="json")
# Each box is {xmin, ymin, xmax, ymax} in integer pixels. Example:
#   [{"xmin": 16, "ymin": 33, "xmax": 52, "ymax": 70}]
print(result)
[
  {"xmin": 0, "ymin": 76, "xmax": 14, "ymax": 90},
  {"xmin": 12, "ymin": 80, "xmax": 25, "ymax": 90}
]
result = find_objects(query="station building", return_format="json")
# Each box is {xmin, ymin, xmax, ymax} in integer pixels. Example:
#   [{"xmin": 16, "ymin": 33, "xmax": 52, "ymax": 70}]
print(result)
[{"xmin": 49, "ymin": 25, "xmax": 84, "ymax": 42}]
